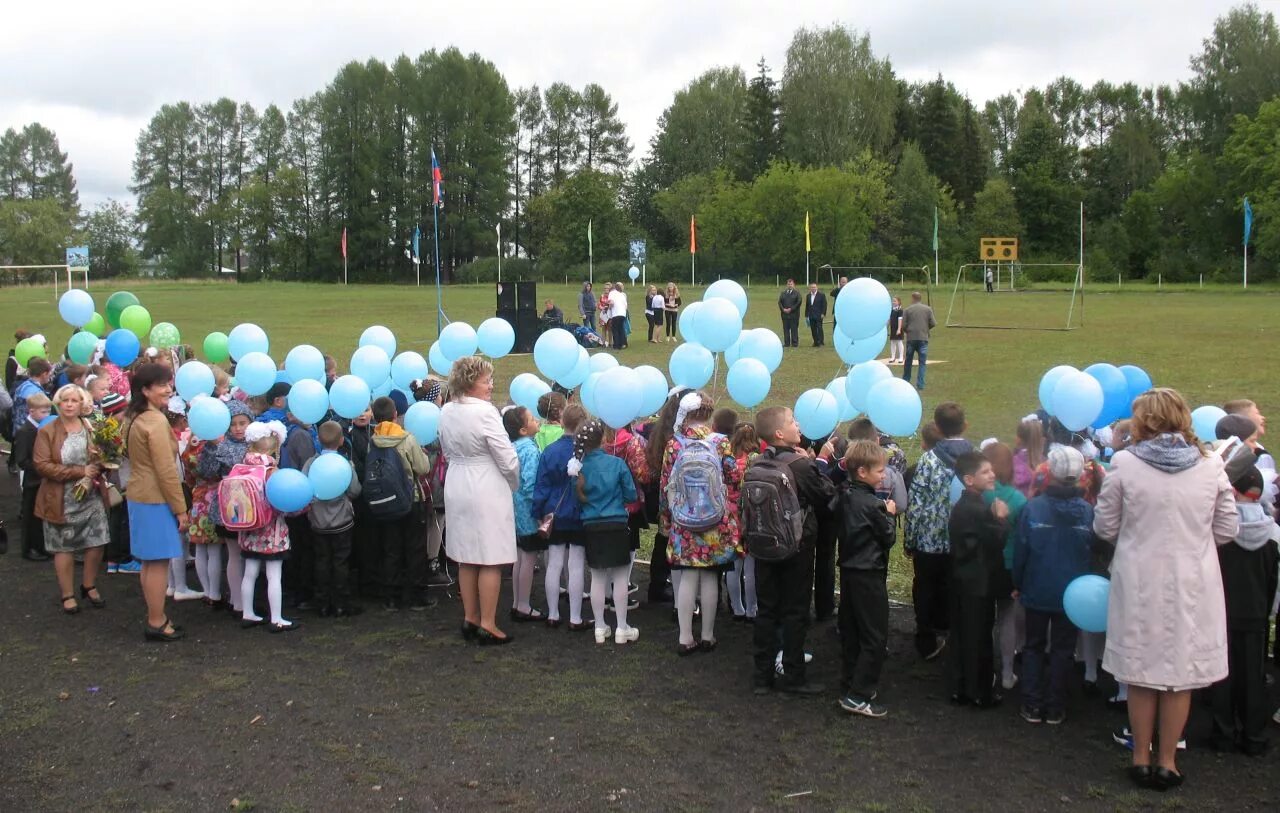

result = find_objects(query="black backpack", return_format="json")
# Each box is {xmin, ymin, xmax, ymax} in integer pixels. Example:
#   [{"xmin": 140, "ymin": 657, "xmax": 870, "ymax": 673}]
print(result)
[
  {"xmin": 362, "ymin": 442, "xmax": 413, "ymax": 521},
  {"xmin": 740, "ymin": 450, "xmax": 806, "ymax": 561}
]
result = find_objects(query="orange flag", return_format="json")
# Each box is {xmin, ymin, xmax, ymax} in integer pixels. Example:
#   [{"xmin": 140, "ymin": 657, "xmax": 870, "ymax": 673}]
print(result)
[{"xmin": 690, "ymin": 215, "xmax": 697, "ymax": 255}]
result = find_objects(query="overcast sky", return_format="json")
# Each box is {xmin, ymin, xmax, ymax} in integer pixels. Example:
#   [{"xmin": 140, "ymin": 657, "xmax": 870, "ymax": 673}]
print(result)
[{"xmin": 0, "ymin": 0, "xmax": 1249, "ymax": 208}]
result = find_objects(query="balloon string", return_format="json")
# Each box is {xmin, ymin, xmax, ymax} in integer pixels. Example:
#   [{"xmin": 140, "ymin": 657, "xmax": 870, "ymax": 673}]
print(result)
[{"xmin": 711, "ymin": 352, "xmax": 721, "ymax": 400}]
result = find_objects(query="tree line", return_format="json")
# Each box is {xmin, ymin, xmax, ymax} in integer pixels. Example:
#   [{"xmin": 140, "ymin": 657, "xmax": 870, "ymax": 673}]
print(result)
[{"xmin": 1, "ymin": 2, "xmax": 1277, "ymax": 284}]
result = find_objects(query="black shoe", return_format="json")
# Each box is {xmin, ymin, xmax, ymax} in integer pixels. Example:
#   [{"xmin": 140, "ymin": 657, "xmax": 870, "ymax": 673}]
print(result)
[
  {"xmin": 408, "ymin": 597, "xmax": 438, "ymax": 612},
  {"xmin": 268, "ymin": 620, "xmax": 302, "ymax": 634},
  {"xmin": 1127, "ymin": 765, "xmax": 1152, "ymax": 788},
  {"xmin": 1151, "ymin": 767, "xmax": 1184, "ymax": 792},
  {"xmin": 566, "ymin": 620, "xmax": 592, "ymax": 631},
  {"xmin": 144, "ymin": 618, "xmax": 185, "ymax": 642},
  {"xmin": 241, "ymin": 617, "xmax": 266, "ymax": 629},
  {"xmin": 698, "ymin": 639, "xmax": 717, "ymax": 652},
  {"xmin": 461, "ymin": 621, "xmax": 479, "ymax": 641},
  {"xmin": 334, "ymin": 605, "xmax": 364, "ymax": 618},
  {"xmin": 476, "ymin": 628, "xmax": 513, "ymax": 646},
  {"xmin": 676, "ymin": 643, "xmax": 700, "ymax": 656},
  {"xmin": 79, "ymin": 584, "xmax": 106, "ymax": 609},
  {"xmin": 777, "ymin": 681, "xmax": 825, "ymax": 697},
  {"xmin": 509, "ymin": 607, "xmax": 544, "ymax": 622},
  {"xmin": 23, "ymin": 550, "xmax": 50, "ymax": 562}
]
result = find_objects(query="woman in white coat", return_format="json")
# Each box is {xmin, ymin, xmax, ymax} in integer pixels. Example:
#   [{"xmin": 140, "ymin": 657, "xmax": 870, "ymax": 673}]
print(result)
[
  {"xmin": 1093, "ymin": 388, "xmax": 1237, "ymax": 790},
  {"xmin": 440, "ymin": 356, "xmax": 520, "ymax": 645}
]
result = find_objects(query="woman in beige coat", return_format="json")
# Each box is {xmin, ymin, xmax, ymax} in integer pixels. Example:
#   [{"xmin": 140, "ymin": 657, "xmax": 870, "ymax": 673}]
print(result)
[{"xmin": 1093, "ymin": 388, "xmax": 1237, "ymax": 789}]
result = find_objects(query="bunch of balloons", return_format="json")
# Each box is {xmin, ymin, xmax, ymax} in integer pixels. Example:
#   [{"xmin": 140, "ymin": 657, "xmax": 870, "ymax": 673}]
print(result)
[{"xmin": 1039, "ymin": 363, "xmax": 1152, "ymax": 432}]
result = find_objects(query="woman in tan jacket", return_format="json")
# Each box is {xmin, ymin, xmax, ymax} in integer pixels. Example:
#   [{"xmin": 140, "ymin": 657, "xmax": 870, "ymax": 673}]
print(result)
[
  {"xmin": 124, "ymin": 364, "xmax": 190, "ymax": 642},
  {"xmin": 35, "ymin": 384, "xmax": 111, "ymax": 614}
]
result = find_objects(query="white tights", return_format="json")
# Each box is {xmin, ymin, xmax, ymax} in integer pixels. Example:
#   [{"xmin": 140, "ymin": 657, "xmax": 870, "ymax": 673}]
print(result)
[
  {"xmin": 994, "ymin": 597, "xmax": 1024, "ymax": 683},
  {"xmin": 725, "ymin": 556, "xmax": 759, "ymax": 618},
  {"xmin": 241, "ymin": 558, "xmax": 288, "ymax": 625},
  {"xmin": 545, "ymin": 544, "xmax": 586, "ymax": 623},
  {"xmin": 193, "ymin": 544, "xmax": 224, "ymax": 601},
  {"xmin": 676, "ymin": 569, "xmax": 719, "ymax": 646},
  {"xmin": 168, "ymin": 556, "xmax": 195, "ymax": 593},
  {"xmin": 1078, "ymin": 631, "xmax": 1104, "ymax": 683},
  {"xmin": 512, "ymin": 549, "xmax": 539, "ymax": 614},
  {"xmin": 225, "ymin": 544, "xmax": 244, "ymax": 612},
  {"xmin": 590, "ymin": 562, "xmax": 633, "ymax": 631}
]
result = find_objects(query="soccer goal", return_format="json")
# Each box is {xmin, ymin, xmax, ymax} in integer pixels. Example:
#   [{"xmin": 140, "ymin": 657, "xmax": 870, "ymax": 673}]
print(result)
[
  {"xmin": 944, "ymin": 262, "xmax": 1084, "ymax": 331},
  {"xmin": 0, "ymin": 264, "xmax": 79, "ymax": 302}
]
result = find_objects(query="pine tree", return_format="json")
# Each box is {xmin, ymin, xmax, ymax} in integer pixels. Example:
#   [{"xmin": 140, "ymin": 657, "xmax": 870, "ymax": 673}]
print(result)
[
  {"xmin": 578, "ymin": 83, "xmax": 630, "ymax": 173},
  {"xmin": 739, "ymin": 58, "xmax": 780, "ymax": 179}
]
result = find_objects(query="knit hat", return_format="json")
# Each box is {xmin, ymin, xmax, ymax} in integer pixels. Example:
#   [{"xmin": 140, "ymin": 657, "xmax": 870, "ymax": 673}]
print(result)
[
  {"xmin": 1047, "ymin": 445, "xmax": 1084, "ymax": 484},
  {"xmin": 225, "ymin": 397, "xmax": 253, "ymax": 419},
  {"xmin": 266, "ymin": 381, "xmax": 292, "ymax": 402},
  {"xmin": 390, "ymin": 388, "xmax": 410, "ymax": 416},
  {"xmin": 99, "ymin": 392, "xmax": 127, "ymax": 416},
  {"xmin": 1215, "ymin": 414, "xmax": 1257, "ymax": 441},
  {"xmin": 1224, "ymin": 444, "xmax": 1264, "ymax": 499}
]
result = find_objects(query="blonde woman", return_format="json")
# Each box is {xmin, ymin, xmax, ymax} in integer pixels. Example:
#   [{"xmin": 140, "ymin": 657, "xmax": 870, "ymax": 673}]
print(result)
[{"xmin": 664, "ymin": 283, "xmax": 681, "ymax": 342}]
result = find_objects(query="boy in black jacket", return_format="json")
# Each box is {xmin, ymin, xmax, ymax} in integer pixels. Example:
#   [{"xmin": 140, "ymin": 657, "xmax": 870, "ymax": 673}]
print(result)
[
  {"xmin": 836, "ymin": 440, "xmax": 898, "ymax": 717},
  {"xmin": 750, "ymin": 406, "xmax": 836, "ymax": 696},
  {"xmin": 13, "ymin": 392, "xmax": 51, "ymax": 560},
  {"xmin": 947, "ymin": 450, "xmax": 1009, "ymax": 708}
]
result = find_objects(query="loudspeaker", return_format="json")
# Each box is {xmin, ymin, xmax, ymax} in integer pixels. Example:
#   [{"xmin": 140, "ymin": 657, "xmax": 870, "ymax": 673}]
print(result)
[
  {"xmin": 495, "ymin": 282, "xmax": 516, "ymax": 311},
  {"xmin": 516, "ymin": 280, "xmax": 537, "ymax": 312},
  {"xmin": 514, "ymin": 310, "xmax": 541, "ymax": 354}
]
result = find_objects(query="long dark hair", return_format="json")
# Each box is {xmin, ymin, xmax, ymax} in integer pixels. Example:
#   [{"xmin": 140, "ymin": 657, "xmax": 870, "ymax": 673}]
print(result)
[
  {"xmin": 126, "ymin": 363, "xmax": 173, "ymax": 419},
  {"xmin": 645, "ymin": 388, "xmax": 690, "ymax": 475}
]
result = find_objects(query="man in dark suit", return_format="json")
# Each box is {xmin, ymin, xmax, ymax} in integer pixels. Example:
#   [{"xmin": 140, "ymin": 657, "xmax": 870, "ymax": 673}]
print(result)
[
  {"xmin": 778, "ymin": 279, "xmax": 801, "ymax": 347},
  {"xmin": 804, "ymin": 283, "xmax": 828, "ymax": 347}
]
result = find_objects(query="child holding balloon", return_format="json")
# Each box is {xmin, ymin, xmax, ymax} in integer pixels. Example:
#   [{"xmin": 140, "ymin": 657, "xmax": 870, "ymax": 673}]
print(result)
[
  {"xmin": 196, "ymin": 398, "xmax": 253, "ymax": 613},
  {"xmin": 303, "ymin": 421, "xmax": 363, "ymax": 618},
  {"xmin": 239, "ymin": 420, "xmax": 299, "ymax": 632}
]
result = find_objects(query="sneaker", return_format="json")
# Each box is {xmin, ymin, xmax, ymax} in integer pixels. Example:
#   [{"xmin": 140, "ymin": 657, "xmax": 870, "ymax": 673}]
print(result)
[
  {"xmin": 839, "ymin": 694, "xmax": 888, "ymax": 718},
  {"xmin": 1044, "ymin": 710, "xmax": 1066, "ymax": 726},
  {"xmin": 773, "ymin": 651, "xmax": 814, "ymax": 676},
  {"xmin": 594, "ymin": 626, "xmax": 611, "ymax": 644},
  {"xmin": 1002, "ymin": 674, "xmax": 1019, "ymax": 691},
  {"xmin": 1020, "ymin": 705, "xmax": 1043, "ymax": 724},
  {"xmin": 615, "ymin": 626, "xmax": 640, "ymax": 645},
  {"xmin": 106, "ymin": 562, "xmax": 119, "ymax": 574},
  {"xmin": 173, "ymin": 589, "xmax": 205, "ymax": 602},
  {"xmin": 1112, "ymin": 726, "xmax": 1186, "ymax": 751},
  {"xmin": 627, "ymin": 582, "xmax": 638, "ymax": 595},
  {"xmin": 117, "ymin": 560, "xmax": 142, "ymax": 574}
]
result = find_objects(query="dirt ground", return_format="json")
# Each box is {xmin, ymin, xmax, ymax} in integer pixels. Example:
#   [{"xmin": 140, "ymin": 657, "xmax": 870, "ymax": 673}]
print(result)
[{"xmin": 1, "ymin": 472, "xmax": 1277, "ymax": 813}]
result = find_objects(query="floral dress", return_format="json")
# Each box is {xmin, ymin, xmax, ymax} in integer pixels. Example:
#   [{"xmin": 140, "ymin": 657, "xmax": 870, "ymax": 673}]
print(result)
[
  {"xmin": 43, "ymin": 429, "xmax": 111, "ymax": 553},
  {"xmin": 238, "ymin": 452, "xmax": 290, "ymax": 559},
  {"xmin": 180, "ymin": 439, "xmax": 218, "ymax": 545},
  {"xmin": 659, "ymin": 425, "xmax": 742, "ymax": 569}
]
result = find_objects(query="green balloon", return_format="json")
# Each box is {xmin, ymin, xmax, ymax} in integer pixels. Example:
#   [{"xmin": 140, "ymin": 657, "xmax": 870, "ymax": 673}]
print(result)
[
  {"xmin": 120, "ymin": 305, "xmax": 152, "ymax": 340},
  {"xmin": 15, "ymin": 337, "xmax": 45, "ymax": 367},
  {"xmin": 68, "ymin": 331, "xmax": 98, "ymax": 364},
  {"xmin": 203, "ymin": 331, "xmax": 230, "ymax": 363},
  {"xmin": 105, "ymin": 291, "xmax": 140, "ymax": 328},
  {"xmin": 150, "ymin": 322, "xmax": 181, "ymax": 349},
  {"xmin": 83, "ymin": 312, "xmax": 106, "ymax": 337}
]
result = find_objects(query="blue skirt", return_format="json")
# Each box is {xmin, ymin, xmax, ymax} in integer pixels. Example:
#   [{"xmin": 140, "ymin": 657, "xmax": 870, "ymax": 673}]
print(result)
[{"xmin": 128, "ymin": 501, "xmax": 183, "ymax": 562}]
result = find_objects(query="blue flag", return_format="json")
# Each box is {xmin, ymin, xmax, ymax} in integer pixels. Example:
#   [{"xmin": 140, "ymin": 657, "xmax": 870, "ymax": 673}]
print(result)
[
  {"xmin": 413, "ymin": 225, "xmax": 421, "ymax": 261},
  {"xmin": 1243, "ymin": 197, "xmax": 1253, "ymax": 246}
]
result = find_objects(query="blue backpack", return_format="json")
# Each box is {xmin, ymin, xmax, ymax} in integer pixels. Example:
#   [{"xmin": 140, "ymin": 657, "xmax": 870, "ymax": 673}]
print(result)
[{"xmin": 665, "ymin": 434, "xmax": 726, "ymax": 532}]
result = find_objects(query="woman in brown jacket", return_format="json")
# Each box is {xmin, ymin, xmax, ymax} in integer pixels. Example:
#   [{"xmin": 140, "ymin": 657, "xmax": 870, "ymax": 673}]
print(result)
[
  {"xmin": 35, "ymin": 384, "xmax": 111, "ymax": 614},
  {"xmin": 124, "ymin": 364, "xmax": 190, "ymax": 642}
]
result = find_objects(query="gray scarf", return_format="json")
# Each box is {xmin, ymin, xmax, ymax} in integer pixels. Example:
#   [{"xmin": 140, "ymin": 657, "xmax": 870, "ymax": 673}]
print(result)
[
  {"xmin": 1235, "ymin": 502, "xmax": 1280, "ymax": 552},
  {"xmin": 1129, "ymin": 433, "xmax": 1202, "ymax": 474}
]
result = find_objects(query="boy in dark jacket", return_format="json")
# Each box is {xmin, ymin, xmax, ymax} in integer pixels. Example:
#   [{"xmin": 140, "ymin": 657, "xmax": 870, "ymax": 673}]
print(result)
[
  {"xmin": 13, "ymin": 391, "xmax": 51, "ymax": 560},
  {"xmin": 947, "ymin": 450, "xmax": 1008, "ymax": 707},
  {"xmin": 836, "ymin": 440, "xmax": 898, "ymax": 717},
  {"xmin": 750, "ymin": 406, "xmax": 836, "ymax": 695},
  {"xmin": 1012, "ymin": 446, "xmax": 1094, "ymax": 725},
  {"xmin": 303, "ymin": 421, "xmax": 363, "ymax": 618},
  {"xmin": 1209, "ymin": 441, "xmax": 1279, "ymax": 756}
]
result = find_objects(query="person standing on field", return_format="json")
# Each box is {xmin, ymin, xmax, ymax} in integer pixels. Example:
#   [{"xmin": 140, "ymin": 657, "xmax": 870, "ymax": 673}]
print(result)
[
  {"xmin": 778, "ymin": 279, "xmax": 801, "ymax": 348},
  {"xmin": 900, "ymin": 292, "xmax": 936, "ymax": 392},
  {"xmin": 804, "ymin": 283, "xmax": 827, "ymax": 347}
]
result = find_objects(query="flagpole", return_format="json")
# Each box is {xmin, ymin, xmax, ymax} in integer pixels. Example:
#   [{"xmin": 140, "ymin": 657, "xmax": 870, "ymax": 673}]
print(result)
[
  {"xmin": 588, "ymin": 218, "xmax": 593, "ymax": 285},
  {"xmin": 497, "ymin": 222, "xmax": 502, "ymax": 284},
  {"xmin": 1244, "ymin": 243, "xmax": 1249, "ymax": 290},
  {"xmin": 344, "ymin": 255, "xmax": 348, "ymax": 286},
  {"xmin": 433, "ymin": 202, "xmax": 443, "ymax": 336}
]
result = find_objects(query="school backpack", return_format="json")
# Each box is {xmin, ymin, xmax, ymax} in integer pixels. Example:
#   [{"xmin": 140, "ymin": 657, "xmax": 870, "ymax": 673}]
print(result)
[
  {"xmin": 740, "ymin": 451, "xmax": 806, "ymax": 561},
  {"xmin": 279, "ymin": 424, "xmax": 313, "ymax": 470},
  {"xmin": 664, "ymin": 434, "xmax": 726, "ymax": 532},
  {"xmin": 362, "ymin": 441, "xmax": 414, "ymax": 520},
  {"xmin": 217, "ymin": 463, "xmax": 275, "ymax": 531}
]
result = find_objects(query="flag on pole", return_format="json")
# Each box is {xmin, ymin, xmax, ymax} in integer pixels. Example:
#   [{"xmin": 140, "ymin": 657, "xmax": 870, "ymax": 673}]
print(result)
[
  {"xmin": 431, "ymin": 148, "xmax": 444, "ymax": 207},
  {"xmin": 340, "ymin": 227, "xmax": 347, "ymax": 259},
  {"xmin": 690, "ymin": 215, "xmax": 697, "ymax": 254},
  {"xmin": 413, "ymin": 225, "xmax": 421, "ymax": 262},
  {"xmin": 496, "ymin": 221, "xmax": 501, "ymax": 254},
  {"xmin": 588, "ymin": 219, "xmax": 593, "ymax": 259},
  {"xmin": 1244, "ymin": 197, "xmax": 1253, "ymax": 246},
  {"xmin": 932, "ymin": 206, "xmax": 939, "ymax": 252},
  {"xmin": 804, "ymin": 211, "xmax": 811, "ymax": 253}
]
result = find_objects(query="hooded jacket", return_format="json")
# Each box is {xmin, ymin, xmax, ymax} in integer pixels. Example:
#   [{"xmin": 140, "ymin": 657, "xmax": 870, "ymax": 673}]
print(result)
[
  {"xmin": 371, "ymin": 422, "xmax": 431, "ymax": 503},
  {"xmin": 906, "ymin": 437, "xmax": 974, "ymax": 554},
  {"xmin": 1217, "ymin": 501, "xmax": 1280, "ymax": 630},
  {"xmin": 1012, "ymin": 484, "xmax": 1095, "ymax": 612}
]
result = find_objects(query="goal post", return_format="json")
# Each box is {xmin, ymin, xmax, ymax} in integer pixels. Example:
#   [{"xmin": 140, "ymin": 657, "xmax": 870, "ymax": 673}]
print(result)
[
  {"xmin": 819, "ymin": 265, "xmax": 934, "ymax": 305},
  {"xmin": 0, "ymin": 264, "xmax": 74, "ymax": 301},
  {"xmin": 945, "ymin": 262, "xmax": 1084, "ymax": 331}
]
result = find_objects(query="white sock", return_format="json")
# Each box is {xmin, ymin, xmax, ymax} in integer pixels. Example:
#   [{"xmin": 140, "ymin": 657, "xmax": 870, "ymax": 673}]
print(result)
[
  {"xmin": 589, "ymin": 567, "xmax": 609, "ymax": 630},
  {"xmin": 225, "ymin": 543, "xmax": 243, "ymax": 611},
  {"xmin": 725, "ymin": 558, "xmax": 745, "ymax": 616},
  {"xmin": 193, "ymin": 545, "xmax": 212, "ymax": 594},
  {"xmin": 743, "ymin": 555, "xmax": 758, "ymax": 617},
  {"xmin": 1115, "ymin": 682, "xmax": 1128, "ymax": 701},
  {"xmin": 612, "ymin": 563, "xmax": 632, "ymax": 630},
  {"xmin": 266, "ymin": 560, "xmax": 288, "ymax": 625},
  {"xmin": 676, "ymin": 570, "xmax": 697, "ymax": 646},
  {"xmin": 1079, "ymin": 631, "xmax": 1102, "ymax": 682},
  {"xmin": 514, "ymin": 550, "xmax": 538, "ymax": 614},
  {"xmin": 698, "ymin": 570, "xmax": 719, "ymax": 642},
  {"xmin": 544, "ymin": 544, "xmax": 566, "ymax": 621},
  {"xmin": 241, "ymin": 558, "xmax": 262, "ymax": 621},
  {"xmin": 566, "ymin": 545, "xmax": 586, "ymax": 625}
]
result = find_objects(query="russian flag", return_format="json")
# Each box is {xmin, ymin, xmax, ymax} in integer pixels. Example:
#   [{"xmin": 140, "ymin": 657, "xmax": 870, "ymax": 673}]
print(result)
[{"xmin": 431, "ymin": 149, "xmax": 444, "ymax": 208}]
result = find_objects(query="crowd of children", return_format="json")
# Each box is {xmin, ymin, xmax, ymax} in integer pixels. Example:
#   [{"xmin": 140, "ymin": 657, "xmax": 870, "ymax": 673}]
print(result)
[{"xmin": 5, "ymin": 328, "xmax": 1279, "ymax": 780}]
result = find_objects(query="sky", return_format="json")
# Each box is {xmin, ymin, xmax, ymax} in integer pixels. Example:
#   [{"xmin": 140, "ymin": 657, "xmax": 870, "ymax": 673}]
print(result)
[{"xmin": 0, "ymin": 0, "xmax": 1249, "ymax": 209}]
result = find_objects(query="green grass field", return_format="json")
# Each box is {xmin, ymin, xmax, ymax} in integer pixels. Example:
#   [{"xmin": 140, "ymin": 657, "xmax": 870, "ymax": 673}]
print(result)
[{"xmin": 5, "ymin": 279, "xmax": 1276, "ymax": 597}]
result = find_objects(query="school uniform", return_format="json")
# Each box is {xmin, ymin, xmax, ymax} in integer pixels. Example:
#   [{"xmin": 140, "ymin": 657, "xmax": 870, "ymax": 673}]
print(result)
[
  {"xmin": 947, "ymin": 489, "xmax": 1006, "ymax": 705},
  {"xmin": 303, "ymin": 450, "xmax": 362, "ymax": 611},
  {"xmin": 836, "ymin": 478, "xmax": 896, "ymax": 699},
  {"xmin": 13, "ymin": 417, "xmax": 47, "ymax": 558}
]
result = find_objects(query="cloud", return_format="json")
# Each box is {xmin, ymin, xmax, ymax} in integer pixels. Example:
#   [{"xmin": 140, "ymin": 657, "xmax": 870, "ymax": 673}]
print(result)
[{"xmin": 0, "ymin": 0, "xmax": 1240, "ymax": 208}]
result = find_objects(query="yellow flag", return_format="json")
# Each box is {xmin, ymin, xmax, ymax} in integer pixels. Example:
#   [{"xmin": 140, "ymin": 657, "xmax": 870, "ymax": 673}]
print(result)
[{"xmin": 804, "ymin": 211, "xmax": 811, "ymax": 253}]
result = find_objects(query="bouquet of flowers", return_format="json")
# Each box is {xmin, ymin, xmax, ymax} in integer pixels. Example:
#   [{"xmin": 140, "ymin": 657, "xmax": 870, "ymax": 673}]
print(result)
[{"xmin": 72, "ymin": 416, "xmax": 125, "ymax": 501}]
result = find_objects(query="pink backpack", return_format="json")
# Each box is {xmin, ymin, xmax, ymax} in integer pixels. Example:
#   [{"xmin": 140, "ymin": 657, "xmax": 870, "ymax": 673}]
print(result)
[{"xmin": 217, "ymin": 463, "xmax": 275, "ymax": 531}]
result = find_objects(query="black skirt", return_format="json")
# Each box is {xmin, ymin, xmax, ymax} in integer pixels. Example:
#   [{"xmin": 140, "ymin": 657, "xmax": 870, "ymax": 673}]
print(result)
[
  {"xmin": 516, "ymin": 532, "xmax": 548, "ymax": 553},
  {"xmin": 582, "ymin": 521, "xmax": 631, "ymax": 569},
  {"xmin": 549, "ymin": 527, "xmax": 584, "ymax": 547}
]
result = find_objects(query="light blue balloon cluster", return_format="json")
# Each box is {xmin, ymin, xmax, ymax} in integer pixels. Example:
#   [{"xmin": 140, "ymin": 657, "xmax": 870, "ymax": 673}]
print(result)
[
  {"xmin": 1039, "ymin": 363, "xmax": 1153, "ymax": 432},
  {"xmin": 359, "ymin": 325, "xmax": 396, "ymax": 357},
  {"xmin": 833, "ymin": 278, "xmax": 891, "ymax": 341},
  {"xmin": 727, "ymin": 358, "xmax": 770, "ymax": 408},
  {"xmin": 329, "ymin": 375, "xmax": 371, "ymax": 419},
  {"xmin": 1191, "ymin": 405, "xmax": 1227, "ymax": 441},
  {"xmin": 351, "ymin": 345, "xmax": 391, "ymax": 388},
  {"xmin": 391, "ymin": 352, "xmax": 429, "ymax": 389},
  {"xmin": 669, "ymin": 343, "xmax": 714, "ymax": 389},
  {"xmin": 510, "ymin": 373, "xmax": 551, "ymax": 413},
  {"xmin": 865, "ymin": 378, "xmax": 922, "ymax": 437},
  {"xmin": 533, "ymin": 328, "xmax": 579, "ymax": 381},
  {"xmin": 284, "ymin": 345, "xmax": 325, "ymax": 384}
]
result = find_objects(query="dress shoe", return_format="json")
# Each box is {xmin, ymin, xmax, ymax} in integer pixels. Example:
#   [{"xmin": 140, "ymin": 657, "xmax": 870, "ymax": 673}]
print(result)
[
  {"xmin": 1151, "ymin": 767, "xmax": 1184, "ymax": 791},
  {"xmin": 1127, "ymin": 765, "xmax": 1152, "ymax": 788}
]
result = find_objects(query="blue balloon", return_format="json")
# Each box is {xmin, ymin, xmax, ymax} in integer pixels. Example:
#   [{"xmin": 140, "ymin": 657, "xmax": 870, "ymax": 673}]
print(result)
[
  {"xmin": 235, "ymin": 352, "xmax": 277, "ymax": 397},
  {"xmin": 557, "ymin": 347, "xmax": 591, "ymax": 389},
  {"xmin": 350, "ymin": 345, "xmax": 391, "ymax": 387},
  {"xmin": 287, "ymin": 379, "xmax": 329, "ymax": 425},
  {"xmin": 727, "ymin": 358, "xmax": 770, "ymax": 408},
  {"xmin": 1191, "ymin": 405, "xmax": 1227, "ymax": 442},
  {"xmin": 37, "ymin": 414, "xmax": 56, "ymax": 428},
  {"xmin": 275, "ymin": 369, "xmax": 291, "ymax": 384},
  {"xmin": 1119, "ymin": 365, "xmax": 1152, "ymax": 410},
  {"xmin": 1038, "ymin": 365, "xmax": 1077, "ymax": 415},
  {"xmin": 596, "ymin": 367, "xmax": 642, "ymax": 429},
  {"xmin": 795, "ymin": 389, "xmax": 839, "ymax": 439},
  {"xmin": 308, "ymin": 452, "xmax": 353, "ymax": 500},
  {"xmin": 703, "ymin": 279, "xmax": 748, "ymax": 319},
  {"xmin": 187, "ymin": 396, "xmax": 231, "ymax": 441},
  {"xmin": 835, "ymin": 325, "xmax": 887, "ymax": 366},
  {"xmin": 580, "ymin": 372, "xmax": 605, "ymax": 415},
  {"xmin": 739, "ymin": 328, "xmax": 783, "ymax": 373},
  {"xmin": 723, "ymin": 330, "xmax": 750, "ymax": 367},
  {"xmin": 1051, "ymin": 371, "xmax": 1104, "ymax": 432},
  {"xmin": 265, "ymin": 468, "xmax": 313, "ymax": 513},
  {"xmin": 833, "ymin": 277, "xmax": 891, "ymax": 340},
  {"xmin": 284, "ymin": 345, "xmax": 325, "ymax": 384},
  {"xmin": 105, "ymin": 329, "xmax": 139, "ymax": 366},
  {"xmin": 404, "ymin": 401, "xmax": 441, "ymax": 444},
  {"xmin": 58, "ymin": 289, "xmax": 95, "ymax": 327},
  {"xmin": 826, "ymin": 377, "xmax": 857, "ymax": 421},
  {"xmin": 677, "ymin": 301, "xmax": 704, "ymax": 344},
  {"xmin": 696, "ymin": 297, "xmax": 743, "ymax": 352},
  {"xmin": 428, "ymin": 341, "xmax": 453, "ymax": 376},
  {"xmin": 359, "ymin": 325, "xmax": 396, "ymax": 357},
  {"xmin": 949, "ymin": 475, "xmax": 963, "ymax": 505},
  {"xmin": 533, "ymin": 328, "xmax": 579, "ymax": 381},
  {"xmin": 1084, "ymin": 363, "xmax": 1129, "ymax": 428},
  {"xmin": 669, "ymin": 342, "xmax": 714, "ymax": 389},
  {"xmin": 589, "ymin": 353, "xmax": 618, "ymax": 374},
  {"xmin": 371, "ymin": 377, "xmax": 393, "ymax": 398},
  {"xmin": 476, "ymin": 317, "xmax": 515, "ymax": 358},
  {"xmin": 634, "ymin": 365, "xmax": 669, "ymax": 417},
  {"xmin": 845, "ymin": 361, "xmax": 893, "ymax": 412},
  {"xmin": 628, "ymin": 266, "xmax": 640, "ymax": 281},
  {"xmin": 1063, "ymin": 574, "xmax": 1110, "ymax": 633},
  {"xmin": 329, "ymin": 375, "xmax": 371, "ymax": 419},
  {"xmin": 389, "ymin": 352, "xmax": 429, "ymax": 389},
  {"xmin": 175, "ymin": 361, "xmax": 215, "ymax": 402},
  {"xmin": 866, "ymin": 378, "xmax": 922, "ymax": 437},
  {"xmin": 439, "ymin": 322, "xmax": 478, "ymax": 361},
  {"xmin": 227, "ymin": 323, "xmax": 269, "ymax": 361},
  {"xmin": 510, "ymin": 373, "xmax": 550, "ymax": 413}
]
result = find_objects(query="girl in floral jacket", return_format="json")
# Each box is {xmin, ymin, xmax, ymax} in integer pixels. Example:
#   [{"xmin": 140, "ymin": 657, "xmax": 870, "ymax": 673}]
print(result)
[{"xmin": 239, "ymin": 421, "xmax": 299, "ymax": 633}]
